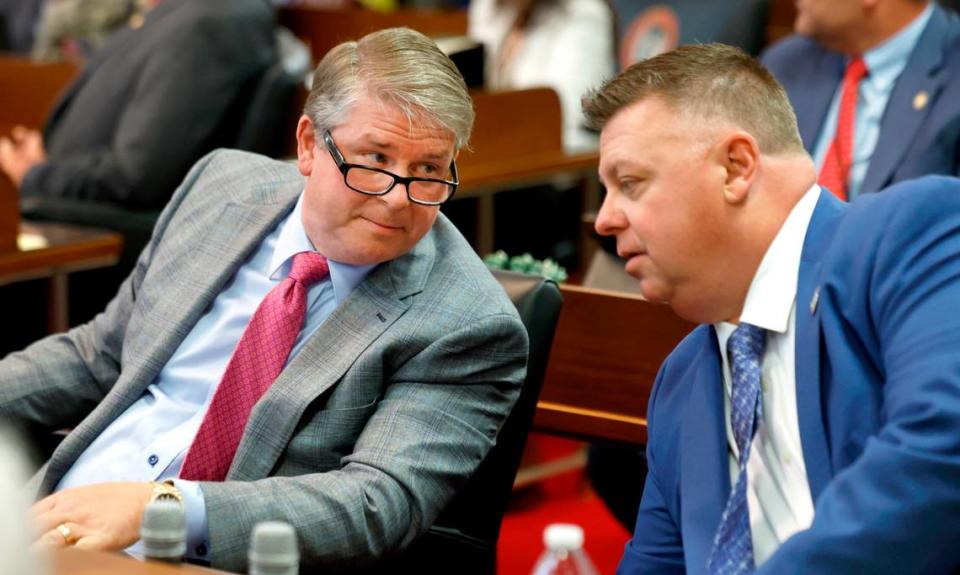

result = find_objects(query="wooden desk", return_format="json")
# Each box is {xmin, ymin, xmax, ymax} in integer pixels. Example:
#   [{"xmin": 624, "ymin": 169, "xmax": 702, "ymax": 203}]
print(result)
[
  {"xmin": 277, "ymin": 6, "xmax": 468, "ymax": 62},
  {"xmin": 54, "ymin": 548, "xmax": 232, "ymax": 575},
  {"xmin": 535, "ymin": 284, "xmax": 695, "ymax": 445},
  {"xmin": 0, "ymin": 56, "xmax": 78, "ymax": 129},
  {"xmin": 0, "ymin": 221, "xmax": 123, "ymax": 333}
]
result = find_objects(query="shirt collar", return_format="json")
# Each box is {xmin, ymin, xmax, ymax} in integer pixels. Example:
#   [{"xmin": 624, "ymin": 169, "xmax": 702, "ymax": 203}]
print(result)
[
  {"xmin": 717, "ymin": 183, "xmax": 821, "ymax": 335},
  {"xmin": 862, "ymin": 3, "xmax": 933, "ymax": 92},
  {"xmin": 269, "ymin": 192, "xmax": 376, "ymax": 304}
]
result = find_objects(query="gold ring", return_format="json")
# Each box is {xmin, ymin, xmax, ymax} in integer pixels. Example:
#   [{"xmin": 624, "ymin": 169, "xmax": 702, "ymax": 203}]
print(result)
[{"xmin": 55, "ymin": 523, "xmax": 74, "ymax": 545}]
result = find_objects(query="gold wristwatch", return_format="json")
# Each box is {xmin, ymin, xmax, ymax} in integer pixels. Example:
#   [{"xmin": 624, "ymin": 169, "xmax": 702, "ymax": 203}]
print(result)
[{"xmin": 149, "ymin": 480, "xmax": 184, "ymax": 507}]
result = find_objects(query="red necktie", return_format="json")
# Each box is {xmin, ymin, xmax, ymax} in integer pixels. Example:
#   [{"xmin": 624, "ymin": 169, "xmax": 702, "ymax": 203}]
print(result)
[
  {"xmin": 179, "ymin": 251, "xmax": 330, "ymax": 481},
  {"xmin": 818, "ymin": 57, "xmax": 868, "ymax": 201}
]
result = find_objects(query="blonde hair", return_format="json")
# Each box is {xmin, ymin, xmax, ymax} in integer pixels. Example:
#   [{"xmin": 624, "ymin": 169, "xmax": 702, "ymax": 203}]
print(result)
[{"xmin": 304, "ymin": 27, "xmax": 474, "ymax": 150}]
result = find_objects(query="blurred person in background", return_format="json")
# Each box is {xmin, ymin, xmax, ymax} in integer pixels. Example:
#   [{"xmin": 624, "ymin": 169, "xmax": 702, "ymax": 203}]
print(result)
[
  {"xmin": 0, "ymin": 0, "xmax": 277, "ymax": 354},
  {"xmin": 465, "ymin": 0, "xmax": 615, "ymax": 270},
  {"xmin": 761, "ymin": 0, "xmax": 960, "ymax": 201},
  {"xmin": 469, "ymin": 0, "xmax": 615, "ymax": 152},
  {"xmin": 31, "ymin": 0, "xmax": 138, "ymax": 61}
]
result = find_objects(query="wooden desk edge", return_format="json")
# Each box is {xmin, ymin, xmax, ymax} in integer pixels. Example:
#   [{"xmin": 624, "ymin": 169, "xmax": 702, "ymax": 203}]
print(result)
[
  {"xmin": 534, "ymin": 401, "xmax": 648, "ymax": 445},
  {"xmin": 54, "ymin": 548, "xmax": 232, "ymax": 574},
  {"xmin": 0, "ymin": 237, "xmax": 123, "ymax": 279},
  {"xmin": 457, "ymin": 153, "xmax": 598, "ymax": 197}
]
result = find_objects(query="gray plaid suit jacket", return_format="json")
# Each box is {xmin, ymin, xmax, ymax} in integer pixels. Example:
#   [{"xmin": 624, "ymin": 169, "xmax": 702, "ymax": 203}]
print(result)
[{"xmin": 0, "ymin": 150, "xmax": 528, "ymax": 571}]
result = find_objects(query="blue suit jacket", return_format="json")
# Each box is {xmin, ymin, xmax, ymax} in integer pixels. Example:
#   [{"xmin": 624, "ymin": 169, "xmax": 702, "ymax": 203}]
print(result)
[
  {"xmin": 618, "ymin": 176, "xmax": 960, "ymax": 574},
  {"xmin": 761, "ymin": 5, "xmax": 960, "ymax": 195}
]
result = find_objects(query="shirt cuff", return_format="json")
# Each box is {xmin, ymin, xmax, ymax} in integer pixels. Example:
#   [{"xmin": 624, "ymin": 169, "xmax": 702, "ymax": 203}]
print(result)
[{"xmin": 168, "ymin": 479, "xmax": 211, "ymax": 562}]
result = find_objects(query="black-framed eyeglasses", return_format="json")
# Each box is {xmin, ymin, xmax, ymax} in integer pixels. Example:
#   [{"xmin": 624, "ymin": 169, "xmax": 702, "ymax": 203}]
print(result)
[{"xmin": 322, "ymin": 129, "xmax": 459, "ymax": 206}]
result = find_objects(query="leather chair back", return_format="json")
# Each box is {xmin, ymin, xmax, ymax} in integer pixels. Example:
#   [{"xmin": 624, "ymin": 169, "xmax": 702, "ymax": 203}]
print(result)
[{"xmin": 391, "ymin": 269, "xmax": 563, "ymax": 575}]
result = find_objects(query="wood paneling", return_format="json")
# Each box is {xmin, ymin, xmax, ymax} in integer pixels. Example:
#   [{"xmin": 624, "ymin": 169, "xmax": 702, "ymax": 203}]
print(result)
[
  {"xmin": 536, "ymin": 285, "xmax": 695, "ymax": 445},
  {"xmin": 0, "ymin": 56, "xmax": 79, "ymax": 253}
]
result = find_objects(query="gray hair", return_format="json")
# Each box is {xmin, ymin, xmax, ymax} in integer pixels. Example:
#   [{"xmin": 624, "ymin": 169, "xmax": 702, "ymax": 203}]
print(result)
[
  {"xmin": 304, "ymin": 27, "xmax": 474, "ymax": 150},
  {"xmin": 583, "ymin": 43, "xmax": 804, "ymax": 155}
]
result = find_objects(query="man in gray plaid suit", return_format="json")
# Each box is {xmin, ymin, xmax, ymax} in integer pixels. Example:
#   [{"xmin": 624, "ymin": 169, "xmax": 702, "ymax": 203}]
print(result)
[{"xmin": 0, "ymin": 28, "xmax": 528, "ymax": 572}]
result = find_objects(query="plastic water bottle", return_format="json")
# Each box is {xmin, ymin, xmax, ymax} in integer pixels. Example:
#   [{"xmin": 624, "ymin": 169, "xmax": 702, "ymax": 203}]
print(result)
[{"xmin": 530, "ymin": 523, "xmax": 600, "ymax": 575}]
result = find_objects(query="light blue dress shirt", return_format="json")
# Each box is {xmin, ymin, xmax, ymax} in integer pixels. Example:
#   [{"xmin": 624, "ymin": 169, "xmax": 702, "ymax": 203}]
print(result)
[
  {"xmin": 812, "ymin": 4, "xmax": 933, "ymax": 201},
  {"xmin": 56, "ymin": 193, "xmax": 375, "ymax": 561}
]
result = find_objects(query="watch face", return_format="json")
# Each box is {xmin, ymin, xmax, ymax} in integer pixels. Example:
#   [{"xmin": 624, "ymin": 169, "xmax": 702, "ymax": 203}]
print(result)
[{"xmin": 151, "ymin": 483, "xmax": 183, "ymax": 506}]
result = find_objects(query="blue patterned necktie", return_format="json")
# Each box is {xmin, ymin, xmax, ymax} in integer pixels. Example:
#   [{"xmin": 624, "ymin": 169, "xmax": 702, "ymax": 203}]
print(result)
[{"xmin": 707, "ymin": 322, "xmax": 767, "ymax": 575}]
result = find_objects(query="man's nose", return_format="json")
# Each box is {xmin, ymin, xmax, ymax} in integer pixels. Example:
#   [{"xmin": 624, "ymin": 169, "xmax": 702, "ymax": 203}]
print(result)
[
  {"xmin": 594, "ymin": 194, "xmax": 625, "ymax": 237},
  {"xmin": 382, "ymin": 180, "xmax": 412, "ymax": 209}
]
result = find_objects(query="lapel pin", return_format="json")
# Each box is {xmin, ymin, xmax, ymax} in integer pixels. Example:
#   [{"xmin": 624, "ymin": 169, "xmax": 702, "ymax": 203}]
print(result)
[
  {"xmin": 810, "ymin": 287, "xmax": 820, "ymax": 315},
  {"xmin": 913, "ymin": 90, "xmax": 929, "ymax": 111}
]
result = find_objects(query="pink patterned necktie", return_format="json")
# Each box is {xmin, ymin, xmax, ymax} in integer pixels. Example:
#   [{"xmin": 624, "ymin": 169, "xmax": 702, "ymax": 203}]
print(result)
[{"xmin": 179, "ymin": 251, "xmax": 330, "ymax": 481}]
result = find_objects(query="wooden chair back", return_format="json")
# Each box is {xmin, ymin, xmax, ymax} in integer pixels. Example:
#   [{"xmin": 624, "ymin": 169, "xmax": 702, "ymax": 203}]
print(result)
[
  {"xmin": 277, "ymin": 6, "xmax": 468, "ymax": 62},
  {"xmin": 536, "ymin": 284, "xmax": 696, "ymax": 445},
  {"xmin": 0, "ymin": 56, "xmax": 79, "ymax": 252}
]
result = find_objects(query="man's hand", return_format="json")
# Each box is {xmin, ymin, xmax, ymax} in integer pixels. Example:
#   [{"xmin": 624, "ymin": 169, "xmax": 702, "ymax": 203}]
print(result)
[
  {"xmin": 32, "ymin": 482, "xmax": 153, "ymax": 551},
  {"xmin": 0, "ymin": 126, "xmax": 46, "ymax": 188}
]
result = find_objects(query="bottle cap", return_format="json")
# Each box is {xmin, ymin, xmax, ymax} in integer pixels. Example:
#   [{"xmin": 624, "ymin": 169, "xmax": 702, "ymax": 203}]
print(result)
[
  {"xmin": 141, "ymin": 500, "xmax": 186, "ymax": 560},
  {"xmin": 543, "ymin": 523, "xmax": 585, "ymax": 551},
  {"xmin": 249, "ymin": 521, "xmax": 299, "ymax": 567}
]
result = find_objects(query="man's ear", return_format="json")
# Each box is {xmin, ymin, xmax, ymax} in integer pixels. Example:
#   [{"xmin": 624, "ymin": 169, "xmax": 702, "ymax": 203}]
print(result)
[
  {"xmin": 296, "ymin": 115, "xmax": 317, "ymax": 176},
  {"xmin": 721, "ymin": 131, "xmax": 760, "ymax": 205}
]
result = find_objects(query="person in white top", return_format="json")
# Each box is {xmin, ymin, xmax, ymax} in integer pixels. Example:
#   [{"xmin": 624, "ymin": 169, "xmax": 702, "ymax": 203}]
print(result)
[
  {"xmin": 588, "ymin": 42, "xmax": 960, "ymax": 574},
  {"xmin": 469, "ymin": 0, "xmax": 615, "ymax": 153}
]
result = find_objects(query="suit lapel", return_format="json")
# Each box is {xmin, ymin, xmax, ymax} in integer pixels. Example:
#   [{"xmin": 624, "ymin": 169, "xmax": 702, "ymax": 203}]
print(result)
[
  {"xmin": 41, "ymin": 184, "xmax": 300, "ymax": 492},
  {"xmin": 861, "ymin": 5, "xmax": 952, "ymax": 195},
  {"xmin": 681, "ymin": 328, "xmax": 730, "ymax": 568},
  {"xmin": 228, "ymin": 224, "xmax": 438, "ymax": 479},
  {"xmin": 127, "ymin": 200, "xmax": 296, "ymax": 388},
  {"xmin": 795, "ymin": 191, "xmax": 847, "ymax": 502},
  {"xmin": 794, "ymin": 50, "xmax": 845, "ymax": 152}
]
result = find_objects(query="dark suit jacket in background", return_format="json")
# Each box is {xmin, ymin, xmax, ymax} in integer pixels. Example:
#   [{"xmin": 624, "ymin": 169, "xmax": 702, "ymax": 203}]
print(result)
[
  {"xmin": 761, "ymin": 4, "xmax": 960, "ymax": 195},
  {"xmin": 19, "ymin": 0, "xmax": 276, "ymax": 210},
  {"xmin": 617, "ymin": 176, "xmax": 960, "ymax": 574}
]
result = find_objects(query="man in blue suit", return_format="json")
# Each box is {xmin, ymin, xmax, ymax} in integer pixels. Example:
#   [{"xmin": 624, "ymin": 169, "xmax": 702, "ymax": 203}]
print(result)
[
  {"xmin": 761, "ymin": 0, "xmax": 960, "ymax": 200},
  {"xmin": 584, "ymin": 43, "xmax": 960, "ymax": 574}
]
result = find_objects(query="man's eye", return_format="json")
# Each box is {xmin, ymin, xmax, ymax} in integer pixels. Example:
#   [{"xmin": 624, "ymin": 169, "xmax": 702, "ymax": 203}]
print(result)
[
  {"xmin": 418, "ymin": 164, "xmax": 439, "ymax": 176},
  {"xmin": 363, "ymin": 152, "xmax": 388, "ymax": 165},
  {"xmin": 620, "ymin": 177, "xmax": 649, "ymax": 196}
]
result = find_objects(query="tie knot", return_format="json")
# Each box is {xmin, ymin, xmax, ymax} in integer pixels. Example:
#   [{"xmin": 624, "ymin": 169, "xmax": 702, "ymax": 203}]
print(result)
[
  {"xmin": 846, "ymin": 57, "xmax": 868, "ymax": 82},
  {"xmin": 289, "ymin": 251, "xmax": 329, "ymax": 286},
  {"xmin": 727, "ymin": 322, "xmax": 766, "ymax": 363}
]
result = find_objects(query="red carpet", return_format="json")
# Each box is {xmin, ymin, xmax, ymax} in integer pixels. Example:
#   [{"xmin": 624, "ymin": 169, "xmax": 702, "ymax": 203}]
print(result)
[{"xmin": 497, "ymin": 435, "xmax": 631, "ymax": 574}]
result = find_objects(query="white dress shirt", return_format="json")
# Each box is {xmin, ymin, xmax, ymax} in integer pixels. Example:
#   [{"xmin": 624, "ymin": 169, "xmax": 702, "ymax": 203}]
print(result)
[{"xmin": 713, "ymin": 184, "xmax": 821, "ymax": 565}]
